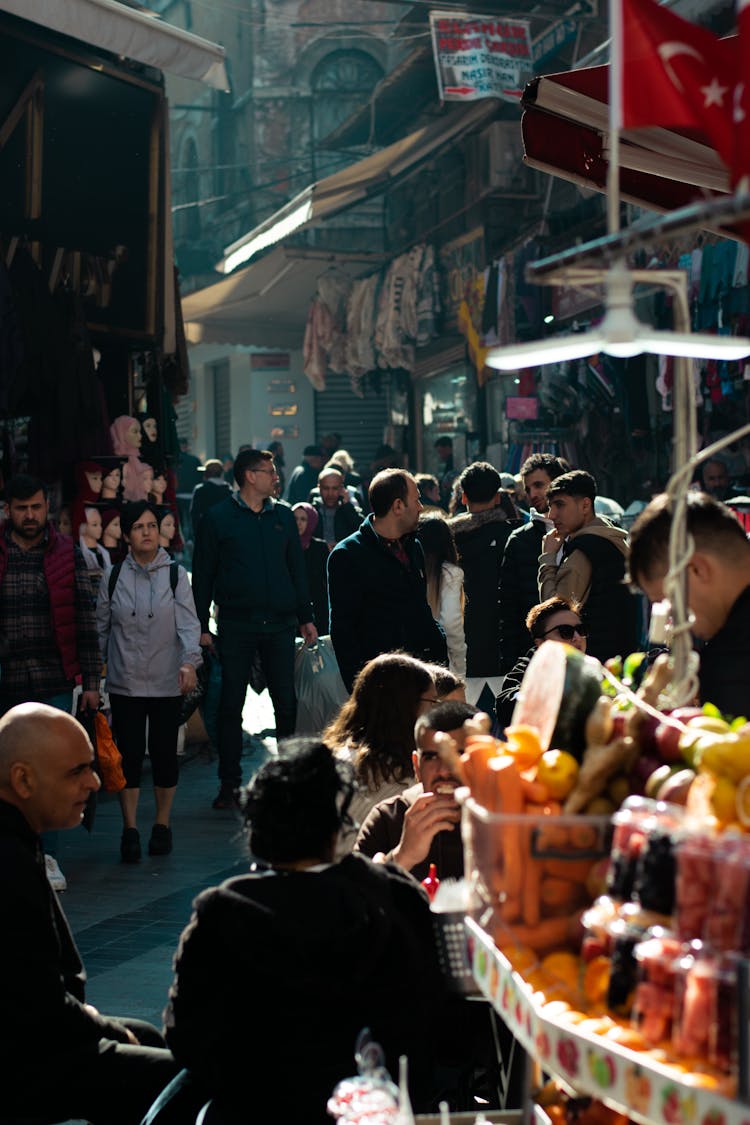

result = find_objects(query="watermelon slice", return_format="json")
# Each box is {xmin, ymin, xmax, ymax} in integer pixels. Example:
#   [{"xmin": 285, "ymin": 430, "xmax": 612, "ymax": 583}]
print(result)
[{"xmin": 511, "ymin": 641, "xmax": 603, "ymax": 760}]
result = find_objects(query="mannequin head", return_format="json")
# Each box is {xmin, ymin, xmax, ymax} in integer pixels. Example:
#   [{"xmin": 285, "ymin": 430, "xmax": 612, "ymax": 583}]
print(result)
[
  {"xmin": 141, "ymin": 465, "xmax": 154, "ymax": 496},
  {"xmin": 75, "ymin": 461, "xmax": 104, "ymax": 503},
  {"xmin": 137, "ymin": 413, "xmax": 158, "ymax": 445},
  {"xmin": 80, "ymin": 506, "xmax": 102, "ymax": 548},
  {"xmin": 110, "ymin": 415, "xmax": 142, "ymax": 457},
  {"xmin": 101, "ymin": 509, "xmax": 121, "ymax": 549},
  {"xmin": 57, "ymin": 506, "xmax": 72, "ymax": 537},
  {"xmin": 158, "ymin": 510, "xmax": 176, "ymax": 547},
  {"xmin": 149, "ymin": 469, "xmax": 168, "ymax": 501},
  {"xmin": 101, "ymin": 463, "xmax": 122, "ymax": 500}
]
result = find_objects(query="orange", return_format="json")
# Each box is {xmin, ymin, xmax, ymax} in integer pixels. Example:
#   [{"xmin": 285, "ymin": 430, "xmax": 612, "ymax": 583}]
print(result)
[
  {"xmin": 505, "ymin": 724, "xmax": 545, "ymax": 771},
  {"xmin": 505, "ymin": 945, "xmax": 539, "ymax": 973},
  {"xmin": 537, "ymin": 750, "xmax": 580, "ymax": 801},
  {"xmin": 541, "ymin": 950, "xmax": 580, "ymax": 988},
  {"xmin": 583, "ymin": 956, "xmax": 611, "ymax": 1006}
]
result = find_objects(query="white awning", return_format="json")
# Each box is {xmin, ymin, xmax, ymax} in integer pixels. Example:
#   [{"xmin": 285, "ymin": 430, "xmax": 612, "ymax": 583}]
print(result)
[
  {"xmin": 1, "ymin": 0, "xmax": 229, "ymax": 90},
  {"xmin": 218, "ymin": 99, "xmax": 499, "ymax": 273},
  {"xmin": 182, "ymin": 245, "xmax": 385, "ymax": 349}
]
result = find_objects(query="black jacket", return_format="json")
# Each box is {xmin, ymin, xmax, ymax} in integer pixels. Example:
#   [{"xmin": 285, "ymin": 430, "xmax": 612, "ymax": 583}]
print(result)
[
  {"xmin": 499, "ymin": 518, "xmax": 547, "ymax": 673},
  {"xmin": 287, "ymin": 462, "xmax": 318, "ymax": 505},
  {"xmin": 190, "ymin": 479, "xmax": 232, "ymax": 531},
  {"xmin": 304, "ymin": 537, "xmax": 331, "ymax": 634},
  {"xmin": 328, "ymin": 515, "xmax": 447, "ymax": 691},
  {"xmin": 164, "ymin": 854, "xmax": 443, "ymax": 1123},
  {"xmin": 699, "ymin": 583, "xmax": 750, "ymax": 718},
  {"xmin": 311, "ymin": 496, "xmax": 363, "ymax": 546},
  {"xmin": 450, "ymin": 507, "xmax": 519, "ymax": 677},
  {"xmin": 0, "ymin": 799, "xmax": 128, "ymax": 1069},
  {"xmin": 560, "ymin": 532, "xmax": 637, "ymax": 664},
  {"xmin": 495, "ymin": 648, "xmax": 534, "ymax": 733},
  {"xmin": 192, "ymin": 496, "xmax": 312, "ymax": 633}
]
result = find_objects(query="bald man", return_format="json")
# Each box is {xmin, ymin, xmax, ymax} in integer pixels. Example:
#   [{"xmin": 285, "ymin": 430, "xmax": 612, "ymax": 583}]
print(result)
[{"xmin": 0, "ymin": 703, "xmax": 178, "ymax": 1124}]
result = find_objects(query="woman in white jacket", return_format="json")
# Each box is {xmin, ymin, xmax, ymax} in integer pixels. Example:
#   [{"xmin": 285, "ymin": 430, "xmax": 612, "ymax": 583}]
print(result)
[
  {"xmin": 417, "ymin": 513, "xmax": 467, "ymax": 678},
  {"xmin": 96, "ymin": 501, "xmax": 202, "ymax": 863}
]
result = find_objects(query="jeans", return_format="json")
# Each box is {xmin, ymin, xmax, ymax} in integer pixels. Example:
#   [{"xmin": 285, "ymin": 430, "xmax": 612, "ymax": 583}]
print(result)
[{"xmin": 217, "ymin": 621, "xmax": 296, "ymax": 787}]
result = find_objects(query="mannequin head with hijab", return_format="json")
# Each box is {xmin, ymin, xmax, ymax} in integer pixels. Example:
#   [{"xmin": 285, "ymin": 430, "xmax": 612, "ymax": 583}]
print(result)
[
  {"xmin": 101, "ymin": 461, "xmax": 123, "ymax": 501},
  {"xmin": 80, "ymin": 506, "xmax": 103, "ymax": 549},
  {"xmin": 101, "ymin": 508, "xmax": 122, "ymax": 550},
  {"xmin": 158, "ymin": 509, "xmax": 176, "ymax": 549},
  {"xmin": 75, "ymin": 461, "xmax": 104, "ymax": 504},
  {"xmin": 110, "ymin": 416, "xmax": 142, "ymax": 456}
]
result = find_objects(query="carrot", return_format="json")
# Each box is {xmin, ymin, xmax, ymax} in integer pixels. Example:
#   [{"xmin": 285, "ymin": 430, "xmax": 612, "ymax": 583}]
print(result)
[
  {"xmin": 542, "ymin": 857, "xmax": 595, "ymax": 883},
  {"xmin": 540, "ymin": 877, "xmax": 587, "ymax": 915},
  {"xmin": 520, "ymin": 777, "xmax": 550, "ymax": 805},
  {"xmin": 460, "ymin": 735, "xmax": 500, "ymax": 804},
  {"xmin": 486, "ymin": 755, "xmax": 525, "ymax": 913}
]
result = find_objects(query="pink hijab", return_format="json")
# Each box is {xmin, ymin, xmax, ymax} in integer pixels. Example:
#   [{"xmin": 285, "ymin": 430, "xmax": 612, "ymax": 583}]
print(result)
[
  {"xmin": 109, "ymin": 415, "xmax": 151, "ymax": 501},
  {"xmin": 293, "ymin": 502, "xmax": 319, "ymax": 549}
]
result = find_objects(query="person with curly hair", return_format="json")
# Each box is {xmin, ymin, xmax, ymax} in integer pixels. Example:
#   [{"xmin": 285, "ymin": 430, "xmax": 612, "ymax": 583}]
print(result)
[{"xmin": 164, "ymin": 738, "xmax": 443, "ymax": 1123}]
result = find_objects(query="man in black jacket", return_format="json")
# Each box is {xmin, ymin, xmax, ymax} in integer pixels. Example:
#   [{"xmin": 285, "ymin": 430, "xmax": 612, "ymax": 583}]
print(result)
[
  {"xmin": 499, "ymin": 453, "xmax": 571, "ymax": 672},
  {"xmin": 192, "ymin": 449, "xmax": 317, "ymax": 807},
  {"xmin": 0, "ymin": 703, "xmax": 177, "ymax": 1123},
  {"xmin": 312, "ymin": 466, "xmax": 363, "ymax": 549},
  {"xmin": 189, "ymin": 458, "xmax": 232, "ymax": 532},
  {"xmin": 450, "ymin": 462, "xmax": 520, "ymax": 709},
  {"xmin": 539, "ymin": 470, "xmax": 635, "ymax": 664},
  {"xmin": 328, "ymin": 469, "xmax": 447, "ymax": 692},
  {"xmin": 630, "ymin": 491, "xmax": 750, "ymax": 717}
]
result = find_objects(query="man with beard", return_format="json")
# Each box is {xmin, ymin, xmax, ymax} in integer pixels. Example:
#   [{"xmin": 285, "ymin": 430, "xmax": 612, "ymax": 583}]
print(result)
[
  {"xmin": 328, "ymin": 468, "xmax": 447, "ymax": 691},
  {"xmin": 499, "ymin": 453, "xmax": 571, "ymax": 672},
  {"xmin": 0, "ymin": 475, "xmax": 102, "ymax": 888}
]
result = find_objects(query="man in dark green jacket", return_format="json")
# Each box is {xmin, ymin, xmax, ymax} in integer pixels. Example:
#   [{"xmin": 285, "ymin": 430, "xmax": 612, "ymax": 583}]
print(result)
[{"xmin": 192, "ymin": 449, "xmax": 317, "ymax": 808}]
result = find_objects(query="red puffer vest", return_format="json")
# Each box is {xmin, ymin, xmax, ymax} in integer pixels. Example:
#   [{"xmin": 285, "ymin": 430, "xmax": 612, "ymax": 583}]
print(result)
[{"xmin": 0, "ymin": 525, "xmax": 80, "ymax": 680}]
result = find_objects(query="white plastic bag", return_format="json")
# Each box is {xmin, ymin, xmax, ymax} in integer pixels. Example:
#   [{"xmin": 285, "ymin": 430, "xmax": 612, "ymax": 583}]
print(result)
[{"xmin": 294, "ymin": 635, "xmax": 349, "ymax": 734}]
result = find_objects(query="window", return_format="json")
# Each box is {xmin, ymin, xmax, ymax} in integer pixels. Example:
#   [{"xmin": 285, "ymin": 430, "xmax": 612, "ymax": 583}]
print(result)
[{"xmin": 311, "ymin": 51, "xmax": 384, "ymax": 175}]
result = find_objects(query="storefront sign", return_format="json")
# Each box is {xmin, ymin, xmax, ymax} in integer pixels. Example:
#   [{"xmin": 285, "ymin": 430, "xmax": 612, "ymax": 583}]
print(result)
[
  {"xmin": 552, "ymin": 283, "xmax": 604, "ymax": 323},
  {"xmin": 439, "ymin": 227, "xmax": 485, "ymax": 330},
  {"xmin": 429, "ymin": 12, "xmax": 532, "ymax": 102}
]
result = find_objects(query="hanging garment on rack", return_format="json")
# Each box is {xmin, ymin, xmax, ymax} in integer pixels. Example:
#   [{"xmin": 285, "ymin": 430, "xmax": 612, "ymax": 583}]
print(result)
[
  {"xmin": 317, "ymin": 271, "xmax": 351, "ymax": 375},
  {"xmin": 415, "ymin": 244, "xmax": 441, "ymax": 346},
  {"xmin": 303, "ymin": 298, "xmax": 333, "ymax": 391}
]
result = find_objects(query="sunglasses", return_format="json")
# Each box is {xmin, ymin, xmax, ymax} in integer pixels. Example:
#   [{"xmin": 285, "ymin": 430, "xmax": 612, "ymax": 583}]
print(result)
[{"xmin": 542, "ymin": 623, "xmax": 588, "ymax": 641}]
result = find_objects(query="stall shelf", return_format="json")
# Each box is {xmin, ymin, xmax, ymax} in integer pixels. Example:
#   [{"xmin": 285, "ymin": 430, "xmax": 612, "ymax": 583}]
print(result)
[{"xmin": 467, "ymin": 917, "xmax": 743, "ymax": 1125}]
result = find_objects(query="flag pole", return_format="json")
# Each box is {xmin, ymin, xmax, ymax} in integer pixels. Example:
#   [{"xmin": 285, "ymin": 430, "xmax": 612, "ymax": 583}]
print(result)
[{"xmin": 607, "ymin": 0, "xmax": 622, "ymax": 236}]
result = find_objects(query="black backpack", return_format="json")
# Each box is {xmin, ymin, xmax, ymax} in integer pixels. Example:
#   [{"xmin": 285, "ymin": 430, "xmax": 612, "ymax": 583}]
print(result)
[{"xmin": 108, "ymin": 560, "xmax": 180, "ymax": 600}]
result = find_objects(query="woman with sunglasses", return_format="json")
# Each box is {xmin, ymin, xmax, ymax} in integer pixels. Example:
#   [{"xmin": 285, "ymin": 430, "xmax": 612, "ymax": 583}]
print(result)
[{"xmin": 495, "ymin": 596, "xmax": 587, "ymax": 733}]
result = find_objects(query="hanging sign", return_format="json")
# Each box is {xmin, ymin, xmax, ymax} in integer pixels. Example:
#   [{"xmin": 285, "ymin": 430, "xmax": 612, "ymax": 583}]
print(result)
[{"xmin": 429, "ymin": 11, "xmax": 532, "ymax": 102}]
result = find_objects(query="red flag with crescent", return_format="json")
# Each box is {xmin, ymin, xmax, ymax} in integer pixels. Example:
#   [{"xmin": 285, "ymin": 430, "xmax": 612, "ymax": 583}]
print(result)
[{"xmin": 622, "ymin": 0, "xmax": 736, "ymax": 172}]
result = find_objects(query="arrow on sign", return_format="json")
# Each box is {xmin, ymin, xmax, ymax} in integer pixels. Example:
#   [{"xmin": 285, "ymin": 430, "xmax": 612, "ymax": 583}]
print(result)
[{"xmin": 445, "ymin": 86, "xmax": 477, "ymax": 95}]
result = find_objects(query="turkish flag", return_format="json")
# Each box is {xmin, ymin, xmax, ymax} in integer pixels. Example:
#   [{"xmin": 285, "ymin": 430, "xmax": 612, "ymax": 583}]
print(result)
[
  {"xmin": 622, "ymin": 0, "xmax": 736, "ymax": 171},
  {"xmin": 735, "ymin": 0, "xmax": 750, "ymax": 188}
]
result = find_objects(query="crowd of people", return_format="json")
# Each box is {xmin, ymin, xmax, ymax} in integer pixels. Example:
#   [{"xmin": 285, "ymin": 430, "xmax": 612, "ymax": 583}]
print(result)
[{"xmin": 2, "ymin": 428, "xmax": 750, "ymax": 1124}]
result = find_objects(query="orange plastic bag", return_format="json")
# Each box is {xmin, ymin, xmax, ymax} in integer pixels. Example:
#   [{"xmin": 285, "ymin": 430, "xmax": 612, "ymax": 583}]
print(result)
[{"xmin": 94, "ymin": 712, "xmax": 127, "ymax": 792}]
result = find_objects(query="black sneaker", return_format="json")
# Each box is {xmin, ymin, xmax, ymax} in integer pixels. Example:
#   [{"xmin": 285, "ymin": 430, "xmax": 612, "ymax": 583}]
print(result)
[
  {"xmin": 148, "ymin": 823, "xmax": 173, "ymax": 856},
  {"xmin": 120, "ymin": 827, "xmax": 141, "ymax": 863},
  {"xmin": 212, "ymin": 784, "xmax": 240, "ymax": 810}
]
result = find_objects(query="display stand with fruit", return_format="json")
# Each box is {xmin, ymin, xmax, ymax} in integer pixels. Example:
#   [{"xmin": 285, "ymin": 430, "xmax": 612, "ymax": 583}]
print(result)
[{"xmin": 447, "ymin": 641, "xmax": 750, "ymax": 1125}]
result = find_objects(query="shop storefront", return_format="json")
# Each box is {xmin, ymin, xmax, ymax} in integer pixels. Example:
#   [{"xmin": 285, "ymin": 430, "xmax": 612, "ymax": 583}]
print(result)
[{"xmin": 0, "ymin": 2, "xmax": 225, "ymax": 540}]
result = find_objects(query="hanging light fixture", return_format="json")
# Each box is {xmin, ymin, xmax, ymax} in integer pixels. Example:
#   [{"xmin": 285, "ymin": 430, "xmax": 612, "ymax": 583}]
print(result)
[{"xmin": 486, "ymin": 261, "xmax": 750, "ymax": 370}]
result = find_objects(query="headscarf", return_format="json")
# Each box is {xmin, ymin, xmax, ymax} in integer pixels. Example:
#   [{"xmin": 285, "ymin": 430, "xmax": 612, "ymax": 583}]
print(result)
[
  {"xmin": 109, "ymin": 415, "xmax": 141, "ymax": 457},
  {"xmin": 293, "ymin": 502, "xmax": 318, "ymax": 550},
  {"xmin": 75, "ymin": 461, "xmax": 104, "ymax": 504}
]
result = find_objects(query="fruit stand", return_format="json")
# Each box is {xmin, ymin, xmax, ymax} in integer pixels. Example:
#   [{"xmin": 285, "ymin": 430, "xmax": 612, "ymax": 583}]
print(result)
[{"xmin": 440, "ymin": 644, "xmax": 750, "ymax": 1125}]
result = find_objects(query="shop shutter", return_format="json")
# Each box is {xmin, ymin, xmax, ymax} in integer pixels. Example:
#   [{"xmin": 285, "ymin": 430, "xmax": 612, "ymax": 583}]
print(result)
[
  {"xmin": 211, "ymin": 359, "xmax": 231, "ymax": 458},
  {"xmin": 314, "ymin": 372, "xmax": 389, "ymax": 473},
  {"xmin": 174, "ymin": 394, "xmax": 194, "ymax": 446}
]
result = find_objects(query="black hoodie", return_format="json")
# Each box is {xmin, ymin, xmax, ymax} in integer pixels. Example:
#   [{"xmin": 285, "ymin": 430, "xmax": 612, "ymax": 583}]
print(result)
[
  {"xmin": 450, "ymin": 507, "xmax": 520, "ymax": 677},
  {"xmin": 165, "ymin": 853, "xmax": 444, "ymax": 1123}
]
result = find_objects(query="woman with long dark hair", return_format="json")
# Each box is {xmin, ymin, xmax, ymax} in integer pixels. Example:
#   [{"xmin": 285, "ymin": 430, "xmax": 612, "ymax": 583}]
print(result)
[
  {"xmin": 417, "ymin": 513, "xmax": 466, "ymax": 677},
  {"xmin": 323, "ymin": 651, "xmax": 437, "ymax": 836}
]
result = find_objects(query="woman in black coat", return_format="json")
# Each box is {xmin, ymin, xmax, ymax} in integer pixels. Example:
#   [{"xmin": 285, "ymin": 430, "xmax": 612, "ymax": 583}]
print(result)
[{"xmin": 293, "ymin": 502, "xmax": 330, "ymax": 633}]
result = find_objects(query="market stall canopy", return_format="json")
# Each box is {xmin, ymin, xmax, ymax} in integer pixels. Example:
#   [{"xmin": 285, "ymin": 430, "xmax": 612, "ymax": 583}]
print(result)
[
  {"xmin": 0, "ymin": 0, "xmax": 229, "ymax": 90},
  {"xmin": 182, "ymin": 246, "xmax": 385, "ymax": 349},
  {"xmin": 218, "ymin": 99, "xmax": 500, "ymax": 273},
  {"xmin": 521, "ymin": 63, "xmax": 730, "ymax": 214}
]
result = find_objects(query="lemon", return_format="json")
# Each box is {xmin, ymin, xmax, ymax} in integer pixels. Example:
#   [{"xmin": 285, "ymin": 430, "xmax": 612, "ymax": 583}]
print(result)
[{"xmin": 536, "ymin": 749, "xmax": 579, "ymax": 800}]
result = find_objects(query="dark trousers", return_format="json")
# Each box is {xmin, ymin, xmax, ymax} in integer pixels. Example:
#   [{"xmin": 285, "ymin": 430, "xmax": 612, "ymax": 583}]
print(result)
[
  {"xmin": 110, "ymin": 695, "xmax": 183, "ymax": 788},
  {"xmin": 217, "ymin": 621, "xmax": 297, "ymax": 787},
  {"xmin": 2, "ymin": 1018, "xmax": 178, "ymax": 1125}
]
